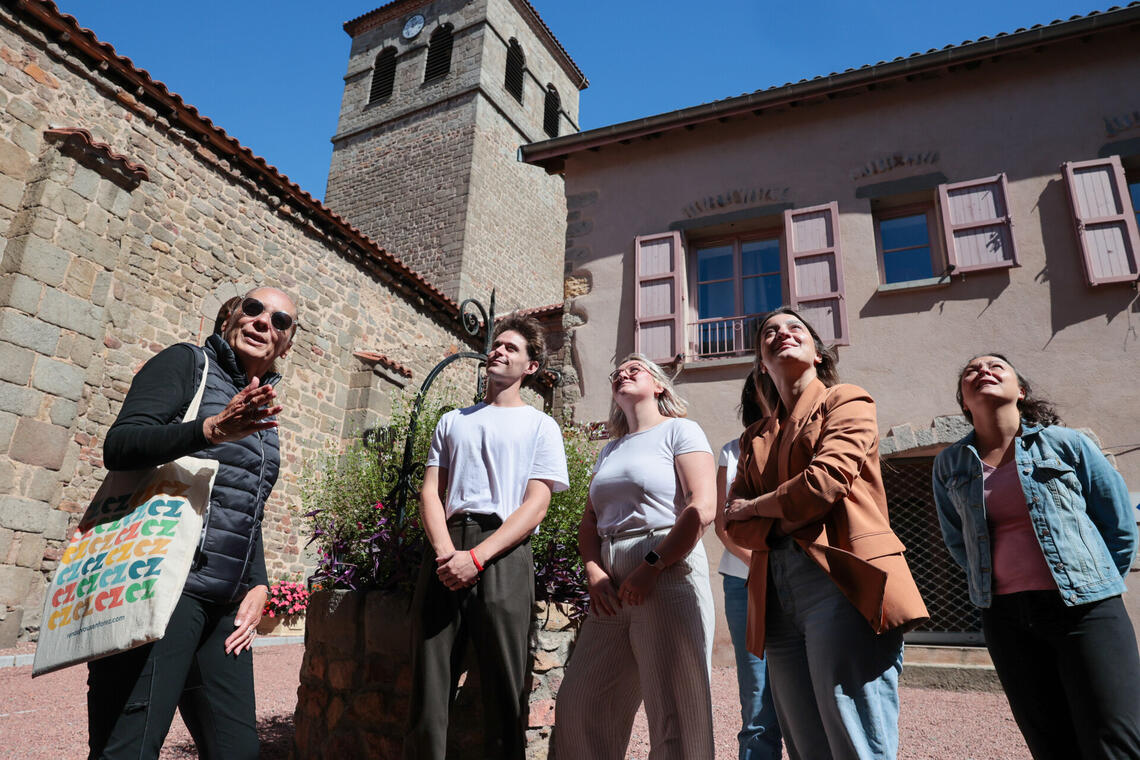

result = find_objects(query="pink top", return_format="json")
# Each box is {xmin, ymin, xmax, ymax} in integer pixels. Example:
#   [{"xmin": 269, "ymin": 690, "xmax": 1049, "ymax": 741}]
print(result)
[{"xmin": 983, "ymin": 461, "xmax": 1056, "ymax": 594}]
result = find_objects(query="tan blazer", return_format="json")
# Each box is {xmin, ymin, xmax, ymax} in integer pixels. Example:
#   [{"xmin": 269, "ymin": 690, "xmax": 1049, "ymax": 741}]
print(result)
[{"xmin": 726, "ymin": 379, "xmax": 928, "ymax": 654}]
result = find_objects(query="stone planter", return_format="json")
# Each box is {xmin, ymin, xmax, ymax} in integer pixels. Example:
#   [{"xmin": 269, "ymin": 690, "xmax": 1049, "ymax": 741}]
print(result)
[
  {"xmin": 291, "ymin": 589, "xmax": 578, "ymax": 760},
  {"xmin": 257, "ymin": 613, "xmax": 306, "ymax": 637}
]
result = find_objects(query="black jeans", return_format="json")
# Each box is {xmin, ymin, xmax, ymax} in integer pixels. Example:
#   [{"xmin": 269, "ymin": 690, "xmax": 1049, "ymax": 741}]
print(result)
[
  {"xmin": 982, "ymin": 591, "xmax": 1140, "ymax": 760},
  {"xmin": 87, "ymin": 593, "xmax": 258, "ymax": 760}
]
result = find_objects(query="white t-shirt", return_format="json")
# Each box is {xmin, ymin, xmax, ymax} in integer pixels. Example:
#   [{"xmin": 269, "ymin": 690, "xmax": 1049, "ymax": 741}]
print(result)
[
  {"xmin": 589, "ymin": 417, "xmax": 712, "ymax": 535},
  {"xmin": 717, "ymin": 439, "xmax": 750, "ymax": 580},
  {"xmin": 427, "ymin": 402, "xmax": 569, "ymax": 522}
]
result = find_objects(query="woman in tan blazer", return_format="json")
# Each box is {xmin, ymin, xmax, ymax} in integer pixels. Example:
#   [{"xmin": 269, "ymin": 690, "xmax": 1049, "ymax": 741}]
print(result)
[{"xmin": 724, "ymin": 307, "xmax": 927, "ymax": 760}]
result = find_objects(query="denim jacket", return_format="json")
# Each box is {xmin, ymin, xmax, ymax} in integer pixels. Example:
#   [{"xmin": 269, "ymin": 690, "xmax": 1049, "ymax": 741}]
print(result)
[{"xmin": 932, "ymin": 423, "xmax": 1137, "ymax": 608}]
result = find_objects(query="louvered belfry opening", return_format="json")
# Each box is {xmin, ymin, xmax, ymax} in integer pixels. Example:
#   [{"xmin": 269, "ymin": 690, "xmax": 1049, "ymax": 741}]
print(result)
[
  {"xmin": 543, "ymin": 85, "xmax": 560, "ymax": 138},
  {"xmin": 505, "ymin": 38, "xmax": 525, "ymax": 103},
  {"xmin": 369, "ymin": 48, "xmax": 397, "ymax": 103},
  {"xmin": 882, "ymin": 457, "xmax": 983, "ymax": 643},
  {"xmin": 423, "ymin": 24, "xmax": 454, "ymax": 83}
]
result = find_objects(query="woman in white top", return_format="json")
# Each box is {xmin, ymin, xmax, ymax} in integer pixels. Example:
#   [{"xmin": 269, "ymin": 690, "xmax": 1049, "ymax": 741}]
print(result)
[
  {"xmin": 554, "ymin": 354, "xmax": 717, "ymax": 760},
  {"xmin": 715, "ymin": 372, "xmax": 782, "ymax": 760}
]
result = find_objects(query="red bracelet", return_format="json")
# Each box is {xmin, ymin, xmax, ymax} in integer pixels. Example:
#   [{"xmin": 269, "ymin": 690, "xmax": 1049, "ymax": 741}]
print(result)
[{"xmin": 469, "ymin": 549, "xmax": 484, "ymax": 572}]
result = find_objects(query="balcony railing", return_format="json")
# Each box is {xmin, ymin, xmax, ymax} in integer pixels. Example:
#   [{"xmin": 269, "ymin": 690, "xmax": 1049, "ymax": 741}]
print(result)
[{"xmin": 688, "ymin": 313, "xmax": 764, "ymax": 360}]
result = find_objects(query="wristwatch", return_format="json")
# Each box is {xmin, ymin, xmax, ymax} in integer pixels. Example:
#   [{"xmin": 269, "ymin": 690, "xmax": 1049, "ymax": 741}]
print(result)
[{"xmin": 644, "ymin": 550, "xmax": 662, "ymax": 568}]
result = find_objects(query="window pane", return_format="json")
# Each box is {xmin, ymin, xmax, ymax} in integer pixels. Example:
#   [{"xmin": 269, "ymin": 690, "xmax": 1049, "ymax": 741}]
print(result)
[
  {"xmin": 741, "ymin": 238, "xmax": 780, "ymax": 276},
  {"xmin": 696, "ymin": 245, "xmax": 734, "ymax": 281},
  {"xmin": 883, "ymin": 247, "xmax": 935, "ymax": 283},
  {"xmin": 1130, "ymin": 181, "xmax": 1139, "ymax": 227},
  {"xmin": 879, "ymin": 214, "xmax": 930, "ymax": 252},
  {"xmin": 742, "ymin": 273, "xmax": 783, "ymax": 314},
  {"xmin": 698, "ymin": 281, "xmax": 734, "ymax": 319}
]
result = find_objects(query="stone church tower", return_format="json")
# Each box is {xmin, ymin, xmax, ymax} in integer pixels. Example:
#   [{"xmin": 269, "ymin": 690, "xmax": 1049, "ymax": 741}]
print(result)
[{"xmin": 325, "ymin": 0, "xmax": 586, "ymax": 310}]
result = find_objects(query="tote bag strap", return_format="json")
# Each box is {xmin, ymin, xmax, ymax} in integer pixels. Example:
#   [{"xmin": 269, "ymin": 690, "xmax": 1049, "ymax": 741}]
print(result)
[{"xmin": 182, "ymin": 348, "xmax": 211, "ymax": 423}]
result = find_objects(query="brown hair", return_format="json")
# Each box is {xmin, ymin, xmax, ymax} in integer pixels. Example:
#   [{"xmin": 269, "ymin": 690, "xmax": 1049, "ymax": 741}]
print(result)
[
  {"xmin": 739, "ymin": 371, "xmax": 765, "ymax": 427},
  {"xmin": 493, "ymin": 314, "xmax": 547, "ymax": 389},
  {"xmin": 752, "ymin": 306, "xmax": 839, "ymax": 413},
  {"xmin": 955, "ymin": 352, "xmax": 1061, "ymax": 427}
]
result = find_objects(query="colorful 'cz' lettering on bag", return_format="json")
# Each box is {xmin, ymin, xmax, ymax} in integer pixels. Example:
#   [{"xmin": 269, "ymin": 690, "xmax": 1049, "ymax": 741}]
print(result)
[{"xmin": 33, "ymin": 350, "xmax": 217, "ymax": 677}]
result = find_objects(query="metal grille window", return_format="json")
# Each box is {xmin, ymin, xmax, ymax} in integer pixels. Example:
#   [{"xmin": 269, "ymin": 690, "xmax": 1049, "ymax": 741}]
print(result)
[
  {"xmin": 369, "ymin": 48, "xmax": 397, "ymax": 104},
  {"xmin": 504, "ymin": 38, "xmax": 525, "ymax": 103},
  {"xmin": 423, "ymin": 24, "xmax": 453, "ymax": 83},
  {"xmin": 543, "ymin": 85, "xmax": 561, "ymax": 138},
  {"xmin": 882, "ymin": 457, "xmax": 983, "ymax": 643}
]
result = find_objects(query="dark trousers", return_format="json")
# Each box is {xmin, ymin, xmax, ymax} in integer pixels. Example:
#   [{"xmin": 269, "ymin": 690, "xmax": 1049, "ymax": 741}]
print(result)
[
  {"xmin": 983, "ymin": 591, "xmax": 1140, "ymax": 760},
  {"xmin": 403, "ymin": 514, "xmax": 534, "ymax": 760},
  {"xmin": 87, "ymin": 593, "xmax": 258, "ymax": 760}
]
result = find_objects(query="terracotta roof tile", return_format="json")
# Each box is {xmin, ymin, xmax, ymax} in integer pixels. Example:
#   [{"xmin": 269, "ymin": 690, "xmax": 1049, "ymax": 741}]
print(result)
[
  {"xmin": 353, "ymin": 350, "xmax": 414, "ymax": 378},
  {"xmin": 19, "ymin": 1, "xmax": 461, "ymax": 324},
  {"xmin": 44, "ymin": 127, "xmax": 150, "ymax": 182}
]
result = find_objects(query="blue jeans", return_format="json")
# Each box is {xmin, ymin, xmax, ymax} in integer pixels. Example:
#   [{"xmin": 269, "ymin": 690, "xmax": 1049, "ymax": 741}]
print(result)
[
  {"xmin": 765, "ymin": 543, "xmax": 904, "ymax": 760},
  {"xmin": 723, "ymin": 574, "xmax": 782, "ymax": 760}
]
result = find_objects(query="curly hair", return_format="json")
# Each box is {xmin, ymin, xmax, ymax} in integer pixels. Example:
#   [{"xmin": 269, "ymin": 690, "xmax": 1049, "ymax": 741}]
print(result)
[
  {"xmin": 493, "ymin": 313, "xmax": 547, "ymax": 389},
  {"xmin": 955, "ymin": 352, "xmax": 1061, "ymax": 427}
]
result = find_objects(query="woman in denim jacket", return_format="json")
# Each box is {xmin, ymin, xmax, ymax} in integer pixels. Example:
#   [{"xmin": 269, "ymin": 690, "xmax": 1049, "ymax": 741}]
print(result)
[{"xmin": 932, "ymin": 353, "xmax": 1139, "ymax": 760}]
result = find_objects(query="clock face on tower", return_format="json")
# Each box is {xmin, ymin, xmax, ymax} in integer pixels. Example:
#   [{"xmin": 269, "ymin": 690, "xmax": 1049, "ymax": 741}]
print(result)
[{"xmin": 402, "ymin": 14, "xmax": 425, "ymax": 40}]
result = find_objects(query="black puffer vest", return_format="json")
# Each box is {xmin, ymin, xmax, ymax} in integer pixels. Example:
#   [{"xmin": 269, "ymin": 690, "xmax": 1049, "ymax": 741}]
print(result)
[{"xmin": 181, "ymin": 334, "xmax": 281, "ymax": 604}]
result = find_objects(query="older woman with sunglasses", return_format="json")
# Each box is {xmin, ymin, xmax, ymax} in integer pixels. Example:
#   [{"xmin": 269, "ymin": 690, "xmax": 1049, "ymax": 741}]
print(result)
[
  {"xmin": 87, "ymin": 287, "xmax": 297, "ymax": 760},
  {"xmin": 555, "ymin": 354, "xmax": 717, "ymax": 759}
]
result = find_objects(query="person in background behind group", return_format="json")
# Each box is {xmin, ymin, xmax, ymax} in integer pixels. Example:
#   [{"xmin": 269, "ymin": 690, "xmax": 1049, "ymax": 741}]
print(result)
[
  {"xmin": 932, "ymin": 353, "xmax": 1140, "ymax": 760},
  {"xmin": 403, "ymin": 315, "xmax": 569, "ymax": 760},
  {"xmin": 555, "ymin": 354, "xmax": 716, "ymax": 760},
  {"xmin": 89, "ymin": 286, "xmax": 298, "ymax": 759},
  {"xmin": 724, "ymin": 307, "xmax": 928, "ymax": 760},
  {"xmin": 714, "ymin": 372, "xmax": 782, "ymax": 760}
]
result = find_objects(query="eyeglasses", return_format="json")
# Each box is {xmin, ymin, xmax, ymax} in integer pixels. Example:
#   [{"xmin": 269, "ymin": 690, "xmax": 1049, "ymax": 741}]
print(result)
[
  {"xmin": 240, "ymin": 297, "xmax": 295, "ymax": 333},
  {"xmin": 609, "ymin": 365, "xmax": 646, "ymax": 384}
]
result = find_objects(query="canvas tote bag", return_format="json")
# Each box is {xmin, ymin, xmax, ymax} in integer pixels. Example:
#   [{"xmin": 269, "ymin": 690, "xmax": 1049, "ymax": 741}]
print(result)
[{"xmin": 33, "ymin": 348, "xmax": 218, "ymax": 676}]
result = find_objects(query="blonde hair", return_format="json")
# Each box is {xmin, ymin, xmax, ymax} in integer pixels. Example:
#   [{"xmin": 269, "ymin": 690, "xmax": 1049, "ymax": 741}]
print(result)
[{"xmin": 606, "ymin": 353, "xmax": 688, "ymax": 438}]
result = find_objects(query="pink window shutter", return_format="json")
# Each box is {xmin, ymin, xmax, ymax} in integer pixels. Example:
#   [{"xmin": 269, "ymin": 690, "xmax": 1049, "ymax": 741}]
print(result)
[
  {"xmin": 633, "ymin": 231, "xmax": 687, "ymax": 363},
  {"xmin": 937, "ymin": 173, "xmax": 1018, "ymax": 273},
  {"xmin": 1061, "ymin": 156, "xmax": 1140, "ymax": 286},
  {"xmin": 782, "ymin": 202, "xmax": 849, "ymax": 345}
]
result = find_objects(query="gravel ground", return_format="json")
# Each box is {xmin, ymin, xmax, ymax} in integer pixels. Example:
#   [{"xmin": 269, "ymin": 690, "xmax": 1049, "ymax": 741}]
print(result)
[{"xmin": 0, "ymin": 642, "xmax": 1030, "ymax": 759}]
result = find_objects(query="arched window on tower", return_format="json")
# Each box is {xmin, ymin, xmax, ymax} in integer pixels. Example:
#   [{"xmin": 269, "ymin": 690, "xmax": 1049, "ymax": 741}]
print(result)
[
  {"xmin": 543, "ymin": 84, "xmax": 561, "ymax": 138},
  {"xmin": 504, "ymin": 38, "xmax": 525, "ymax": 103},
  {"xmin": 423, "ymin": 24, "xmax": 454, "ymax": 83},
  {"xmin": 369, "ymin": 47, "xmax": 397, "ymax": 103}
]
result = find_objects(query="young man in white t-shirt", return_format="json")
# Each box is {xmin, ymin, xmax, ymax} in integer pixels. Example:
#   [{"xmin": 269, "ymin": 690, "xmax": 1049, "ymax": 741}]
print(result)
[{"xmin": 404, "ymin": 315, "xmax": 569, "ymax": 760}]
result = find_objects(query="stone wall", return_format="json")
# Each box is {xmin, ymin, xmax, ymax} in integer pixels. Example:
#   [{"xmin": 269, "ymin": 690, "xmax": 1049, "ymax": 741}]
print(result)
[
  {"xmin": 0, "ymin": 6, "xmax": 475, "ymax": 646},
  {"xmin": 293, "ymin": 589, "xmax": 576, "ymax": 759}
]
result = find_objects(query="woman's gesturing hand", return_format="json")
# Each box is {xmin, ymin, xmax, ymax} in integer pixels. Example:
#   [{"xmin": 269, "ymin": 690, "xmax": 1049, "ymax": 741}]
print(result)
[
  {"xmin": 587, "ymin": 568, "xmax": 622, "ymax": 617},
  {"xmin": 203, "ymin": 377, "xmax": 283, "ymax": 444}
]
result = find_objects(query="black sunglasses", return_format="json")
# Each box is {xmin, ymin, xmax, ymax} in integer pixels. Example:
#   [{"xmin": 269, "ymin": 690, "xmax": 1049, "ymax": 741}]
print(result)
[{"xmin": 240, "ymin": 297, "xmax": 295, "ymax": 333}]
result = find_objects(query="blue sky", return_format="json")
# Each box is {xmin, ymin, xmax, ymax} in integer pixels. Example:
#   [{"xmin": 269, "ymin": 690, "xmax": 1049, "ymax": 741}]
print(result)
[{"xmin": 54, "ymin": 0, "xmax": 1108, "ymax": 202}]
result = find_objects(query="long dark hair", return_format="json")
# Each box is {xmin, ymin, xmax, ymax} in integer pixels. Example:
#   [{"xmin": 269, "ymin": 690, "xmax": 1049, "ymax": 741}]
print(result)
[
  {"xmin": 752, "ymin": 306, "xmax": 839, "ymax": 414},
  {"xmin": 740, "ymin": 371, "xmax": 765, "ymax": 427},
  {"xmin": 955, "ymin": 352, "xmax": 1061, "ymax": 427}
]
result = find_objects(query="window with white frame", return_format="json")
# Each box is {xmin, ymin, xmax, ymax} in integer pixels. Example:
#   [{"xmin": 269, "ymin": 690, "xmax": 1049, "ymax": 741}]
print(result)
[
  {"xmin": 632, "ymin": 203, "xmax": 849, "ymax": 365},
  {"xmin": 874, "ymin": 204, "xmax": 940, "ymax": 284}
]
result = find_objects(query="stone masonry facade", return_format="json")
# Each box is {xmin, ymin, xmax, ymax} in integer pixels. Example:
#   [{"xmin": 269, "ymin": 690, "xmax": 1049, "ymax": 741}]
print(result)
[
  {"xmin": 325, "ymin": 0, "xmax": 583, "ymax": 312},
  {"xmin": 0, "ymin": 4, "xmax": 476, "ymax": 647}
]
